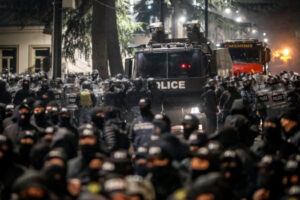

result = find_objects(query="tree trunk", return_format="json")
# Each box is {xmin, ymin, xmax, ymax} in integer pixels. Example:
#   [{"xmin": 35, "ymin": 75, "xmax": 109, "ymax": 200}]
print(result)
[
  {"xmin": 92, "ymin": 0, "xmax": 108, "ymax": 79},
  {"xmin": 106, "ymin": 0, "xmax": 123, "ymax": 76}
]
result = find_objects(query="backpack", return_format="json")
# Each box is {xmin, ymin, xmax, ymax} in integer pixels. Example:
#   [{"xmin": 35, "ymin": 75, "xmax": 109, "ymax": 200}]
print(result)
[{"xmin": 80, "ymin": 90, "xmax": 93, "ymax": 107}]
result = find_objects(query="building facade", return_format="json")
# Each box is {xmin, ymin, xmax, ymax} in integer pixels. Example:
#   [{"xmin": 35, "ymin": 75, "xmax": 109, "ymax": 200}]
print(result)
[{"xmin": 0, "ymin": 26, "xmax": 51, "ymax": 73}]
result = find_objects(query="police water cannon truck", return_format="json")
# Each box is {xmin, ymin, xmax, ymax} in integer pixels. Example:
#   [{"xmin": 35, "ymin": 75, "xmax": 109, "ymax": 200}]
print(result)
[{"xmin": 124, "ymin": 21, "xmax": 232, "ymax": 124}]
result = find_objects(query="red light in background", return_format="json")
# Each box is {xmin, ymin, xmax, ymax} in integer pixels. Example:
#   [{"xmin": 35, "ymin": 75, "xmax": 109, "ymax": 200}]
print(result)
[{"xmin": 181, "ymin": 64, "xmax": 192, "ymax": 69}]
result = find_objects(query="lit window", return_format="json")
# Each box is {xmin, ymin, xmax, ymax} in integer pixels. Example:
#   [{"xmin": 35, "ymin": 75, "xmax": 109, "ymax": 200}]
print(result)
[{"xmin": 0, "ymin": 47, "xmax": 17, "ymax": 73}]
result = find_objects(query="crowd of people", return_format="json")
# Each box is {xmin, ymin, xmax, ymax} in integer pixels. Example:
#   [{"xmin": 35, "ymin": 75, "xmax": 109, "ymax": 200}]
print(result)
[{"xmin": 0, "ymin": 70, "xmax": 299, "ymax": 200}]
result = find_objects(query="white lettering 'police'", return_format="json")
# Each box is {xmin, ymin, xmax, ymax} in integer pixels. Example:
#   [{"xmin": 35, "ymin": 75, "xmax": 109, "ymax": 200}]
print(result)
[{"xmin": 156, "ymin": 81, "xmax": 186, "ymax": 90}]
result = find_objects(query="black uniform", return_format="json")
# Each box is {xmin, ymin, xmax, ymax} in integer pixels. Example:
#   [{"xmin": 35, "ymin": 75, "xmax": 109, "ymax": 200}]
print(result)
[
  {"xmin": 200, "ymin": 86, "xmax": 218, "ymax": 134},
  {"xmin": 219, "ymin": 86, "xmax": 242, "ymax": 123},
  {"xmin": 13, "ymin": 81, "xmax": 35, "ymax": 105},
  {"xmin": 0, "ymin": 80, "xmax": 12, "ymax": 105}
]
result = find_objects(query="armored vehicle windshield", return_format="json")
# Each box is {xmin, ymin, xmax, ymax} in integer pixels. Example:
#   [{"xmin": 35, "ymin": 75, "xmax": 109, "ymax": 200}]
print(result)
[{"xmin": 135, "ymin": 49, "xmax": 207, "ymax": 78}]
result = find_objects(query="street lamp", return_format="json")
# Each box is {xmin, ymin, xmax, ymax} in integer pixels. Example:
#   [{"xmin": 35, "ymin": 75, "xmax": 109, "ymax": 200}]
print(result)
[
  {"xmin": 263, "ymin": 38, "xmax": 268, "ymax": 43},
  {"xmin": 179, "ymin": 16, "xmax": 186, "ymax": 23},
  {"xmin": 252, "ymin": 29, "xmax": 257, "ymax": 34},
  {"xmin": 263, "ymin": 32, "xmax": 267, "ymax": 36},
  {"xmin": 236, "ymin": 17, "xmax": 243, "ymax": 23},
  {"xmin": 283, "ymin": 49, "xmax": 290, "ymax": 56},
  {"xmin": 224, "ymin": 8, "xmax": 232, "ymax": 14}
]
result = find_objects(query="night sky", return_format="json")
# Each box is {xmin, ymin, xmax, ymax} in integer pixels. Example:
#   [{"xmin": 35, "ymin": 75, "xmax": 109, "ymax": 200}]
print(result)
[{"xmin": 235, "ymin": 0, "xmax": 300, "ymax": 73}]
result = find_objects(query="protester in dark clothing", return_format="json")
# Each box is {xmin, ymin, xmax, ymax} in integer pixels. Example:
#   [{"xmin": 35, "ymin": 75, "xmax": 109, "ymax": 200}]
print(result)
[
  {"xmin": 181, "ymin": 114, "xmax": 199, "ymax": 140},
  {"xmin": 219, "ymin": 150, "xmax": 251, "ymax": 200},
  {"xmin": 254, "ymin": 155, "xmax": 285, "ymax": 200},
  {"xmin": 13, "ymin": 79, "xmax": 34, "ymax": 105},
  {"xmin": 280, "ymin": 108, "xmax": 300, "ymax": 148},
  {"xmin": 58, "ymin": 107, "xmax": 78, "ymax": 140},
  {"xmin": 104, "ymin": 106, "xmax": 130, "ymax": 151},
  {"xmin": 0, "ymin": 135, "xmax": 24, "ymax": 200},
  {"xmin": 30, "ymin": 100, "xmax": 50, "ymax": 134},
  {"xmin": 67, "ymin": 125, "xmax": 101, "ymax": 181},
  {"xmin": 36, "ymin": 79, "xmax": 55, "ymax": 105},
  {"xmin": 159, "ymin": 134, "xmax": 189, "ymax": 162},
  {"xmin": 30, "ymin": 142, "xmax": 51, "ymax": 170},
  {"xmin": 90, "ymin": 106, "xmax": 117, "ymax": 154},
  {"xmin": 225, "ymin": 99, "xmax": 258, "ymax": 147},
  {"xmin": 80, "ymin": 152, "xmax": 105, "ymax": 185},
  {"xmin": 187, "ymin": 172, "xmax": 234, "ymax": 200},
  {"xmin": 110, "ymin": 150, "xmax": 133, "ymax": 176},
  {"xmin": 0, "ymin": 79, "xmax": 12, "ymax": 105},
  {"xmin": 12, "ymin": 170, "xmax": 51, "ymax": 200},
  {"xmin": 219, "ymin": 80, "xmax": 242, "ymax": 124},
  {"xmin": 77, "ymin": 80, "xmax": 97, "ymax": 125},
  {"xmin": 42, "ymin": 148, "xmax": 70, "ymax": 200},
  {"xmin": 200, "ymin": 80, "xmax": 218, "ymax": 134},
  {"xmin": 187, "ymin": 147, "xmax": 217, "ymax": 183},
  {"xmin": 4, "ymin": 103, "xmax": 38, "ymax": 146},
  {"xmin": 240, "ymin": 77, "xmax": 258, "ymax": 124},
  {"xmin": 251, "ymin": 116, "xmax": 296, "ymax": 159},
  {"xmin": 46, "ymin": 101, "xmax": 60, "ymax": 126},
  {"xmin": 51, "ymin": 128, "xmax": 78, "ymax": 160},
  {"xmin": 133, "ymin": 146, "xmax": 149, "ymax": 178},
  {"xmin": 0, "ymin": 103, "xmax": 6, "ymax": 133},
  {"xmin": 14, "ymin": 130, "xmax": 37, "ymax": 167},
  {"xmin": 153, "ymin": 114, "xmax": 171, "ymax": 135},
  {"xmin": 2, "ymin": 104, "xmax": 15, "ymax": 129},
  {"xmin": 146, "ymin": 145, "xmax": 183, "ymax": 200},
  {"xmin": 130, "ymin": 98, "xmax": 154, "ymax": 151}
]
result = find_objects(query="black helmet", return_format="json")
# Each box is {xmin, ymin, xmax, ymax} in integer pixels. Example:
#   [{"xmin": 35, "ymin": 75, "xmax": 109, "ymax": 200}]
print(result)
[
  {"xmin": 220, "ymin": 150, "xmax": 240, "ymax": 163},
  {"xmin": 207, "ymin": 79, "xmax": 216, "ymax": 87},
  {"xmin": 191, "ymin": 147, "xmax": 211, "ymax": 158},
  {"xmin": 92, "ymin": 69, "xmax": 99, "ymax": 75},
  {"xmin": 44, "ymin": 148, "xmax": 67, "ymax": 165},
  {"xmin": 139, "ymin": 98, "xmax": 151, "ymax": 107},
  {"xmin": 21, "ymin": 130, "xmax": 36, "ymax": 141},
  {"xmin": 285, "ymin": 160, "xmax": 300, "ymax": 175},
  {"xmin": 116, "ymin": 73, "xmax": 123, "ymax": 80},
  {"xmin": 44, "ymin": 126, "xmax": 57, "ymax": 136},
  {"xmin": 79, "ymin": 127, "xmax": 98, "ymax": 139},
  {"xmin": 153, "ymin": 114, "xmax": 171, "ymax": 134},
  {"xmin": 41, "ymin": 79, "xmax": 49, "ymax": 90},
  {"xmin": 182, "ymin": 114, "xmax": 199, "ymax": 126},
  {"xmin": 188, "ymin": 132, "xmax": 208, "ymax": 147},
  {"xmin": 257, "ymin": 155, "xmax": 283, "ymax": 171},
  {"xmin": 55, "ymin": 77, "xmax": 63, "ymax": 86},
  {"xmin": 147, "ymin": 145, "xmax": 172, "ymax": 161},
  {"xmin": 82, "ymin": 80, "xmax": 92, "ymax": 90}
]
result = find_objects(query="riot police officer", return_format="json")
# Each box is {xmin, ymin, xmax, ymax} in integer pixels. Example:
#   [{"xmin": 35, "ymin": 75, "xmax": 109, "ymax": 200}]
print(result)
[
  {"xmin": 130, "ymin": 98, "xmax": 154, "ymax": 151},
  {"xmin": 219, "ymin": 80, "xmax": 241, "ymax": 125},
  {"xmin": 182, "ymin": 114, "xmax": 199, "ymax": 140},
  {"xmin": 14, "ymin": 78, "xmax": 34, "ymax": 106},
  {"xmin": 0, "ymin": 78, "xmax": 12, "ymax": 105},
  {"xmin": 36, "ymin": 79, "xmax": 55, "ymax": 105},
  {"xmin": 77, "ymin": 80, "xmax": 97, "ymax": 125},
  {"xmin": 240, "ymin": 77, "xmax": 258, "ymax": 124},
  {"xmin": 200, "ymin": 80, "xmax": 218, "ymax": 134}
]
